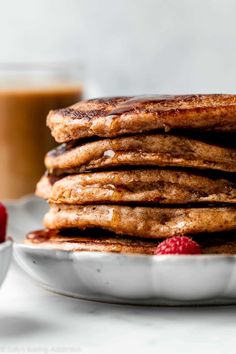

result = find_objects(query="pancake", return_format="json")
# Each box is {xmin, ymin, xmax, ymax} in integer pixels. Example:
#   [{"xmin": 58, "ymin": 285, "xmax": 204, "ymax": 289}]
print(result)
[
  {"xmin": 25, "ymin": 229, "xmax": 156, "ymax": 254},
  {"xmin": 37, "ymin": 175, "xmax": 59, "ymax": 200},
  {"xmin": 25, "ymin": 229, "xmax": 236, "ymax": 255},
  {"xmin": 45, "ymin": 134, "xmax": 236, "ymax": 175},
  {"xmin": 36, "ymin": 170, "xmax": 236, "ymax": 205},
  {"xmin": 47, "ymin": 95, "xmax": 236, "ymax": 143},
  {"xmin": 44, "ymin": 204, "xmax": 236, "ymax": 238}
]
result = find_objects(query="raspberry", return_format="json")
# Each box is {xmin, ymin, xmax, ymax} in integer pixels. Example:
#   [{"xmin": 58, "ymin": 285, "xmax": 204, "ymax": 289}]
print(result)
[
  {"xmin": 0, "ymin": 203, "xmax": 7, "ymax": 243},
  {"xmin": 155, "ymin": 236, "xmax": 201, "ymax": 255}
]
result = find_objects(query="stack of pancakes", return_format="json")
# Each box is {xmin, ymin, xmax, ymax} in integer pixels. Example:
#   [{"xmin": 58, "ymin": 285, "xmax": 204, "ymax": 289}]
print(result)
[{"xmin": 26, "ymin": 95, "xmax": 236, "ymax": 254}]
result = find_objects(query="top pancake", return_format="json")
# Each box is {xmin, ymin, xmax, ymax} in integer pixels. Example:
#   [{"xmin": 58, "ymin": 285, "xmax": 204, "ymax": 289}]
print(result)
[{"xmin": 47, "ymin": 94, "xmax": 236, "ymax": 142}]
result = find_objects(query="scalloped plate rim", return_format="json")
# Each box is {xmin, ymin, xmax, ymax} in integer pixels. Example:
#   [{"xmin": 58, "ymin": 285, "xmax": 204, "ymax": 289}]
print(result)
[{"xmin": 8, "ymin": 194, "xmax": 236, "ymax": 306}]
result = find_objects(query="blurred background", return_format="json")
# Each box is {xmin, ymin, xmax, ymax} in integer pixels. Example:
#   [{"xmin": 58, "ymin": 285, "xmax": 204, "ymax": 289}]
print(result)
[
  {"xmin": 0, "ymin": 0, "xmax": 235, "ymax": 96},
  {"xmin": 0, "ymin": 0, "xmax": 235, "ymax": 199}
]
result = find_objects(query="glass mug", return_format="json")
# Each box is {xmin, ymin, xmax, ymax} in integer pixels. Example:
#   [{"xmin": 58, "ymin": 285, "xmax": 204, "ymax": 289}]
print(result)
[{"xmin": 0, "ymin": 63, "xmax": 83, "ymax": 199}]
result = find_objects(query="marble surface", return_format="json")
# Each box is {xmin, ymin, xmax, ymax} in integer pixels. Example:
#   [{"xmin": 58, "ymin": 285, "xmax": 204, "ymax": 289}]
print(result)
[{"xmin": 1, "ymin": 263, "xmax": 236, "ymax": 354}]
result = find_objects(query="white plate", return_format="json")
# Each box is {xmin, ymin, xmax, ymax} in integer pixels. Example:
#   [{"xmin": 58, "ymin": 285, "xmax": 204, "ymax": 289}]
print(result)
[
  {"xmin": 0, "ymin": 239, "xmax": 13, "ymax": 287},
  {"xmin": 8, "ymin": 195, "xmax": 236, "ymax": 306}
]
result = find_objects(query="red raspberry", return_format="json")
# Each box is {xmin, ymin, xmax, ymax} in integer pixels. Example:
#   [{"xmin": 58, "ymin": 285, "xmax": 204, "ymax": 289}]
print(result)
[
  {"xmin": 0, "ymin": 203, "xmax": 7, "ymax": 243},
  {"xmin": 155, "ymin": 236, "xmax": 201, "ymax": 255}
]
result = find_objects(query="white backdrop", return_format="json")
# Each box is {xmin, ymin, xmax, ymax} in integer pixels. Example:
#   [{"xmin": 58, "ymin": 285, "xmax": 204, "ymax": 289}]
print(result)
[{"xmin": 0, "ymin": 0, "xmax": 236, "ymax": 96}]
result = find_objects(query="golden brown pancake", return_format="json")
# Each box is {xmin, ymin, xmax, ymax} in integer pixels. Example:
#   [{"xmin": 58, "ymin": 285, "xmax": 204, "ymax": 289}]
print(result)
[
  {"xmin": 45, "ymin": 134, "xmax": 236, "ymax": 175},
  {"xmin": 44, "ymin": 204, "xmax": 236, "ymax": 239},
  {"xmin": 47, "ymin": 95, "xmax": 236, "ymax": 143},
  {"xmin": 25, "ymin": 229, "xmax": 236, "ymax": 255},
  {"xmin": 25, "ymin": 229, "xmax": 157, "ymax": 254},
  {"xmin": 36, "ymin": 175, "xmax": 59, "ymax": 200},
  {"xmin": 36, "ymin": 170, "xmax": 236, "ymax": 205}
]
